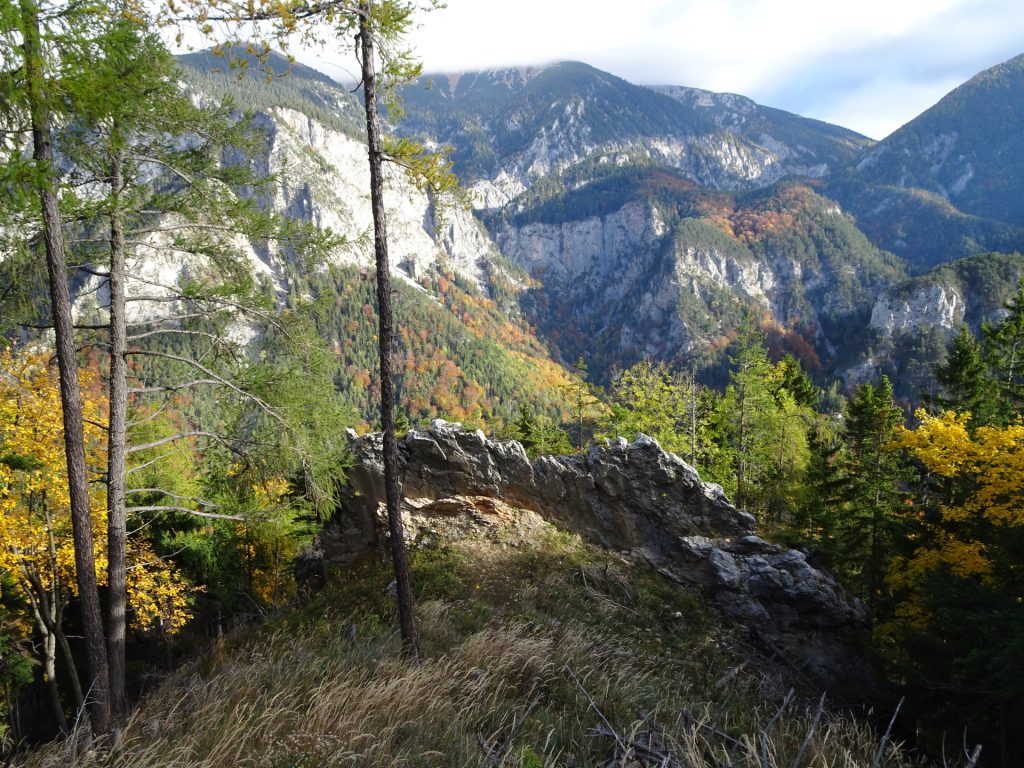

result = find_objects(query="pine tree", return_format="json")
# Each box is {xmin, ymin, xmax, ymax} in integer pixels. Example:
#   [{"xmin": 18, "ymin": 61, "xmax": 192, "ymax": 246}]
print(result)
[{"xmin": 0, "ymin": 0, "xmax": 113, "ymax": 735}]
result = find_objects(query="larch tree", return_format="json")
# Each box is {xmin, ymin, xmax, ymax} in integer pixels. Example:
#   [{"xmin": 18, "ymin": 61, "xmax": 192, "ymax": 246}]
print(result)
[
  {"xmin": 4, "ymin": 4, "xmax": 345, "ymax": 719},
  {"xmin": 712, "ymin": 325, "xmax": 814, "ymax": 521},
  {"xmin": 165, "ymin": 0, "xmax": 452, "ymax": 661},
  {"xmin": 0, "ymin": 0, "xmax": 115, "ymax": 735}
]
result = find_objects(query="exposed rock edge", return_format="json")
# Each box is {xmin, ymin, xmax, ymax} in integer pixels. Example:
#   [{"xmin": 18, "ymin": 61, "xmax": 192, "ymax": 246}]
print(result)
[{"xmin": 300, "ymin": 419, "xmax": 871, "ymax": 695}]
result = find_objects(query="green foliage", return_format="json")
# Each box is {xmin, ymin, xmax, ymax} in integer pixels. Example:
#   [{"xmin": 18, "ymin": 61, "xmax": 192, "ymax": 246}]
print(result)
[
  {"xmin": 710, "ymin": 324, "xmax": 816, "ymax": 522},
  {"xmin": 596, "ymin": 360, "xmax": 706, "ymax": 462},
  {"xmin": 982, "ymin": 278, "xmax": 1024, "ymax": 417},
  {"xmin": 506, "ymin": 406, "xmax": 573, "ymax": 458},
  {"xmin": 833, "ymin": 377, "xmax": 908, "ymax": 613}
]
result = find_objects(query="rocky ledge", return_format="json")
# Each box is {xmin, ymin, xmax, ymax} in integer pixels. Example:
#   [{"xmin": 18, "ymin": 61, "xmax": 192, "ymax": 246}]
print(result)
[{"xmin": 300, "ymin": 419, "xmax": 870, "ymax": 694}]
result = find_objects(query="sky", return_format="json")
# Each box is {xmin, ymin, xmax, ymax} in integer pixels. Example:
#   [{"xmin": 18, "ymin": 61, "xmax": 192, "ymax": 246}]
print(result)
[{"xmin": 305, "ymin": 0, "xmax": 1024, "ymax": 140}]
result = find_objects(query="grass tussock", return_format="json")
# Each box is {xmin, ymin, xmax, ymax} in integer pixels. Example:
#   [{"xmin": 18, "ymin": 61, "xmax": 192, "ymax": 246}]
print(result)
[{"xmin": 18, "ymin": 523, "xmax": 930, "ymax": 768}]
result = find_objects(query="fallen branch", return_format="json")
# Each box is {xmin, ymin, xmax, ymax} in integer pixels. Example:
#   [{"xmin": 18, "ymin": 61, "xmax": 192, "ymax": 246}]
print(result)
[
  {"xmin": 870, "ymin": 696, "xmax": 903, "ymax": 768},
  {"xmin": 564, "ymin": 664, "xmax": 627, "ymax": 757},
  {"xmin": 759, "ymin": 688, "xmax": 795, "ymax": 768},
  {"xmin": 792, "ymin": 692, "xmax": 826, "ymax": 768}
]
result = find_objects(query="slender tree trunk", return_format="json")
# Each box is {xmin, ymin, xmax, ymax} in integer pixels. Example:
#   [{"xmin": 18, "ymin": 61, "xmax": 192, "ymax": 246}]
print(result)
[
  {"xmin": 359, "ymin": 0, "xmax": 419, "ymax": 662},
  {"xmin": 107, "ymin": 143, "xmax": 129, "ymax": 722},
  {"xmin": 689, "ymin": 374, "xmax": 697, "ymax": 467},
  {"xmin": 736, "ymin": 383, "xmax": 747, "ymax": 509},
  {"xmin": 19, "ymin": 0, "xmax": 111, "ymax": 736},
  {"xmin": 42, "ymin": 631, "xmax": 67, "ymax": 733},
  {"xmin": 4, "ymin": 679, "xmax": 19, "ymax": 746},
  {"xmin": 55, "ymin": 623, "xmax": 85, "ymax": 713}
]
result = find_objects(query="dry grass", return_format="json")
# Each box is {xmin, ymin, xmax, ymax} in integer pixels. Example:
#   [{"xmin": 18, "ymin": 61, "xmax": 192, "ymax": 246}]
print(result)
[{"xmin": 17, "ymin": 523, "xmax": 933, "ymax": 768}]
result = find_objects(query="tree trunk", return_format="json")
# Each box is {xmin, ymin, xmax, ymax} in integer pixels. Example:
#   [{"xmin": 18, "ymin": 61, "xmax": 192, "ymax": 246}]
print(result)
[
  {"xmin": 107, "ymin": 142, "xmax": 129, "ymax": 722},
  {"xmin": 19, "ymin": 0, "xmax": 111, "ymax": 736},
  {"xmin": 736, "ymin": 384, "xmax": 747, "ymax": 509},
  {"xmin": 42, "ymin": 631, "xmax": 67, "ymax": 733},
  {"xmin": 55, "ymin": 622, "xmax": 85, "ymax": 714},
  {"xmin": 359, "ymin": 0, "xmax": 419, "ymax": 662}
]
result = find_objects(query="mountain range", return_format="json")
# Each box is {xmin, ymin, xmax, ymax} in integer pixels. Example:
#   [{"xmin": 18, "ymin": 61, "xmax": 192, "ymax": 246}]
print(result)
[{"xmin": 174, "ymin": 49, "xmax": 1024, "ymax": 404}]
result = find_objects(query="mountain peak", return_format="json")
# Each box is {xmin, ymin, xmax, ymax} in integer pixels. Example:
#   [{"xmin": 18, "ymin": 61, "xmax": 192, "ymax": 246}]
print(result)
[
  {"xmin": 852, "ymin": 50, "xmax": 1024, "ymax": 227},
  {"xmin": 177, "ymin": 46, "xmax": 338, "ymax": 87}
]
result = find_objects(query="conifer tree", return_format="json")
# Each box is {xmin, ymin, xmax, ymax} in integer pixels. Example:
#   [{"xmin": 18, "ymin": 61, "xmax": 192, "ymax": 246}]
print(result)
[
  {"xmin": 838, "ymin": 376, "xmax": 906, "ymax": 615},
  {"xmin": 0, "ymin": 0, "xmax": 113, "ymax": 735},
  {"xmin": 931, "ymin": 325, "xmax": 995, "ymax": 426},
  {"xmin": 982, "ymin": 279, "xmax": 1024, "ymax": 420},
  {"xmin": 165, "ymin": 0, "xmax": 451, "ymax": 662}
]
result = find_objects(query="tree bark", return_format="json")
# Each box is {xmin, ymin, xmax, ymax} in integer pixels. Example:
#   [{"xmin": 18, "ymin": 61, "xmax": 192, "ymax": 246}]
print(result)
[
  {"xmin": 42, "ymin": 631, "xmax": 67, "ymax": 733},
  {"xmin": 55, "ymin": 621, "xmax": 85, "ymax": 714},
  {"xmin": 359, "ymin": 0, "xmax": 419, "ymax": 662},
  {"xmin": 19, "ymin": 0, "xmax": 111, "ymax": 736},
  {"xmin": 107, "ymin": 142, "xmax": 129, "ymax": 721}
]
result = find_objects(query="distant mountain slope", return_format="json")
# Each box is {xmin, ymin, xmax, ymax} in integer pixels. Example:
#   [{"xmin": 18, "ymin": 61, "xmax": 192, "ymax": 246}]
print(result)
[
  {"xmin": 396, "ymin": 62, "xmax": 872, "ymax": 207},
  {"xmin": 179, "ymin": 48, "xmax": 365, "ymax": 137},
  {"xmin": 846, "ymin": 251, "xmax": 1024, "ymax": 401},
  {"xmin": 847, "ymin": 53, "xmax": 1024, "ymax": 228},
  {"xmin": 166, "ymin": 53, "xmax": 583, "ymax": 426},
  {"xmin": 823, "ymin": 178, "xmax": 1024, "ymax": 271},
  {"xmin": 653, "ymin": 84, "xmax": 872, "ymax": 173},
  {"xmin": 173, "ymin": 50, "xmax": 1024, "ymax": 398},
  {"xmin": 486, "ymin": 166, "xmax": 903, "ymax": 380}
]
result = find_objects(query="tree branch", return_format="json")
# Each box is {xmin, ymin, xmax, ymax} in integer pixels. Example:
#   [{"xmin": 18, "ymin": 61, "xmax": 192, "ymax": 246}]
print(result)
[
  {"xmin": 128, "ymin": 349, "xmax": 284, "ymax": 425},
  {"xmin": 127, "ymin": 430, "xmax": 230, "ymax": 454},
  {"xmin": 125, "ymin": 488, "xmax": 217, "ymax": 508},
  {"xmin": 125, "ymin": 505, "xmax": 243, "ymax": 521},
  {"xmin": 129, "ymin": 379, "xmax": 224, "ymax": 395},
  {"xmin": 126, "ymin": 450, "xmax": 182, "ymax": 475}
]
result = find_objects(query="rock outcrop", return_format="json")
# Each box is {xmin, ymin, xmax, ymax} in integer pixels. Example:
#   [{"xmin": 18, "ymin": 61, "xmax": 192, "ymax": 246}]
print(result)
[{"xmin": 302, "ymin": 420, "xmax": 870, "ymax": 693}]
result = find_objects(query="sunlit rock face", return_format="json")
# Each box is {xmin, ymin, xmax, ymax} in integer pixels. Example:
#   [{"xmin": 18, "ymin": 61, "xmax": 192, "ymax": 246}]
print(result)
[{"xmin": 869, "ymin": 283, "xmax": 965, "ymax": 334}]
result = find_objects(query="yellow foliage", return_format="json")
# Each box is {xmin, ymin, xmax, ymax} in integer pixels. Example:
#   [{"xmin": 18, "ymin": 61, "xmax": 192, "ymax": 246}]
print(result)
[
  {"xmin": 0, "ymin": 347, "xmax": 193, "ymax": 637},
  {"xmin": 0, "ymin": 348, "xmax": 108, "ymax": 603},
  {"xmin": 886, "ymin": 409, "xmax": 1024, "ymax": 630},
  {"xmin": 126, "ymin": 539, "xmax": 196, "ymax": 635}
]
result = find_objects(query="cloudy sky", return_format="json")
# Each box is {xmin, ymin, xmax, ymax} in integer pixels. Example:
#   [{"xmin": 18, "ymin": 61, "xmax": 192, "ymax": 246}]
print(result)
[{"xmin": 328, "ymin": 0, "xmax": 1024, "ymax": 140}]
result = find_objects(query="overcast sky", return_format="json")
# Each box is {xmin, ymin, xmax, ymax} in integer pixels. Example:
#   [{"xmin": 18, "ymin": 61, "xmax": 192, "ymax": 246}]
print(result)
[{"xmin": 306, "ymin": 0, "xmax": 1024, "ymax": 140}]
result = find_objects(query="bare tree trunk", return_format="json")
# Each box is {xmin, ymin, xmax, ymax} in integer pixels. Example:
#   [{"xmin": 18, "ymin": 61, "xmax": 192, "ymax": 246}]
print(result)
[
  {"xmin": 107, "ymin": 143, "xmax": 129, "ymax": 722},
  {"xmin": 55, "ymin": 623, "xmax": 85, "ymax": 713},
  {"xmin": 736, "ymin": 383, "xmax": 747, "ymax": 509},
  {"xmin": 359, "ymin": 0, "xmax": 419, "ymax": 662},
  {"xmin": 42, "ymin": 632, "xmax": 67, "ymax": 733},
  {"xmin": 19, "ymin": 0, "xmax": 111, "ymax": 736},
  {"xmin": 689, "ymin": 372, "xmax": 697, "ymax": 466}
]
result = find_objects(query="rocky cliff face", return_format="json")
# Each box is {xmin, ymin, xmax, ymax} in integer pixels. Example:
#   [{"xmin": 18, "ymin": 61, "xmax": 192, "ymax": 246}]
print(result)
[
  {"xmin": 302, "ymin": 420, "xmax": 870, "ymax": 692},
  {"xmin": 68, "ymin": 102, "xmax": 516, "ymax": 328},
  {"xmin": 869, "ymin": 283, "xmax": 966, "ymax": 334},
  {"xmin": 246, "ymin": 107, "xmax": 503, "ymax": 292},
  {"xmin": 491, "ymin": 186, "xmax": 900, "ymax": 375}
]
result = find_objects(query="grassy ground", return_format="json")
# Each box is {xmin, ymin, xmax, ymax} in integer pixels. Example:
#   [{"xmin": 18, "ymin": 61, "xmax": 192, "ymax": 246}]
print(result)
[{"xmin": 19, "ymin": 522, "xmax": 927, "ymax": 767}]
